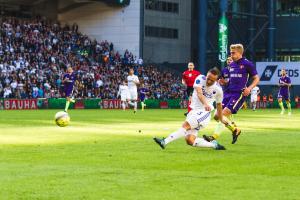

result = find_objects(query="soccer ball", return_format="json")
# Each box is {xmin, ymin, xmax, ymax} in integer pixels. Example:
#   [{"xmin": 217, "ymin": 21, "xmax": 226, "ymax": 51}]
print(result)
[{"xmin": 54, "ymin": 111, "xmax": 70, "ymax": 127}]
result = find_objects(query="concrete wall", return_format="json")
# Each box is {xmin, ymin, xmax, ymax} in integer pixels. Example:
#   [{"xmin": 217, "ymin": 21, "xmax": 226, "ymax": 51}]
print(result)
[
  {"xmin": 143, "ymin": 0, "xmax": 192, "ymax": 64},
  {"xmin": 58, "ymin": 0, "xmax": 141, "ymax": 57}
]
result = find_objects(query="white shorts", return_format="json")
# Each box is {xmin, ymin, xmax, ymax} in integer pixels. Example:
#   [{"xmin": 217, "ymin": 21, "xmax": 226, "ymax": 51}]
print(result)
[
  {"xmin": 186, "ymin": 109, "xmax": 211, "ymax": 130},
  {"xmin": 128, "ymin": 89, "xmax": 137, "ymax": 100},
  {"xmin": 251, "ymin": 96, "xmax": 257, "ymax": 102},
  {"xmin": 121, "ymin": 93, "xmax": 129, "ymax": 101}
]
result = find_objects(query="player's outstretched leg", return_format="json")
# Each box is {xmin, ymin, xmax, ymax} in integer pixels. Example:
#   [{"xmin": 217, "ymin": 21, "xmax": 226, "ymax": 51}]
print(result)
[
  {"xmin": 253, "ymin": 102, "xmax": 257, "ymax": 111},
  {"xmin": 70, "ymin": 97, "xmax": 76, "ymax": 103},
  {"xmin": 128, "ymin": 101, "xmax": 134, "ymax": 107},
  {"xmin": 203, "ymin": 113, "xmax": 225, "ymax": 142},
  {"xmin": 153, "ymin": 137, "xmax": 166, "ymax": 149},
  {"xmin": 153, "ymin": 127, "xmax": 186, "ymax": 149},
  {"xmin": 141, "ymin": 101, "xmax": 146, "ymax": 111},
  {"xmin": 121, "ymin": 101, "xmax": 126, "ymax": 111},
  {"xmin": 134, "ymin": 101, "xmax": 137, "ymax": 113},
  {"xmin": 205, "ymin": 115, "xmax": 241, "ymax": 144},
  {"xmin": 278, "ymin": 99, "xmax": 285, "ymax": 115},
  {"xmin": 64, "ymin": 98, "xmax": 70, "ymax": 112},
  {"xmin": 186, "ymin": 134, "xmax": 225, "ymax": 150},
  {"xmin": 222, "ymin": 116, "xmax": 241, "ymax": 144},
  {"xmin": 64, "ymin": 96, "xmax": 76, "ymax": 112},
  {"xmin": 212, "ymin": 140, "xmax": 226, "ymax": 150}
]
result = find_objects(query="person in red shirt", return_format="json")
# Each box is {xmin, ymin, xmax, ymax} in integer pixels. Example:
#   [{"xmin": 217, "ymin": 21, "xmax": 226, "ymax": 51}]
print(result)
[{"xmin": 182, "ymin": 62, "xmax": 201, "ymax": 116}]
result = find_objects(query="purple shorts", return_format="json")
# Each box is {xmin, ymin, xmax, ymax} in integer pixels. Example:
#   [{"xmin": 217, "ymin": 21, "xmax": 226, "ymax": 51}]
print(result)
[
  {"xmin": 222, "ymin": 92, "xmax": 246, "ymax": 114},
  {"xmin": 277, "ymin": 91, "xmax": 290, "ymax": 101},
  {"xmin": 222, "ymin": 92, "xmax": 232, "ymax": 108},
  {"xmin": 65, "ymin": 88, "xmax": 73, "ymax": 97}
]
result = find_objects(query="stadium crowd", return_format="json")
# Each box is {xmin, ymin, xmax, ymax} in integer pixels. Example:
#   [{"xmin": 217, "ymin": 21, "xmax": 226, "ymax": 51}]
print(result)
[{"xmin": 0, "ymin": 16, "xmax": 184, "ymax": 100}]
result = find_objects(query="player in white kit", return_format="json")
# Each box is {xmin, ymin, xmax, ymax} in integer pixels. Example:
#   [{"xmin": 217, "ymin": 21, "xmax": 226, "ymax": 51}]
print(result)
[
  {"xmin": 117, "ymin": 80, "xmax": 130, "ymax": 111},
  {"xmin": 250, "ymin": 86, "xmax": 260, "ymax": 111},
  {"xmin": 153, "ymin": 68, "xmax": 226, "ymax": 150},
  {"xmin": 127, "ymin": 68, "xmax": 140, "ymax": 113}
]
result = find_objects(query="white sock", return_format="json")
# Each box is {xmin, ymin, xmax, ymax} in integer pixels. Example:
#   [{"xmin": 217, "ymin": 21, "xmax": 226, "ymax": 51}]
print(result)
[
  {"xmin": 213, "ymin": 121, "xmax": 225, "ymax": 139},
  {"xmin": 128, "ymin": 101, "xmax": 134, "ymax": 106},
  {"xmin": 164, "ymin": 127, "xmax": 186, "ymax": 145},
  {"xmin": 122, "ymin": 102, "xmax": 126, "ymax": 110},
  {"xmin": 134, "ymin": 102, "xmax": 137, "ymax": 111},
  {"xmin": 193, "ymin": 137, "xmax": 215, "ymax": 148},
  {"xmin": 253, "ymin": 102, "xmax": 256, "ymax": 110}
]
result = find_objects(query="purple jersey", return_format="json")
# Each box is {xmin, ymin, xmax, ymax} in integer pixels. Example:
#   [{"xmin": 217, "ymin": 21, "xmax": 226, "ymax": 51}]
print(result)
[
  {"xmin": 221, "ymin": 67, "xmax": 230, "ymax": 94},
  {"xmin": 228, "ymin": 57, "xmax": 257, "ymax": 92},
  {"xmin": 278, "ymin": 76, "xmax": 291, "ymax": 100},
  {"xmin": 139, "ymin": 88, "xmax": 148, "ymax": 101},
  {"xmin": 63, "ymin": 72, "xmax": 76, "ymax": 96},
  {"xmin": 279, "ymin": 76, "xmax": 291, "ymax": 94}
]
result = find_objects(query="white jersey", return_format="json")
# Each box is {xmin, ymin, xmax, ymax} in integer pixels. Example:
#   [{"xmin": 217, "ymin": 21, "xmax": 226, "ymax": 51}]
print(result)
[
  {"xmin": 127, "ymin": 75, "xmax": 139, "ymax": 91},
  {"xmin": 118, "ymin": 85, "xmax": 129, "ymax": 97},
  {"xmin": 190, "ymin": 75, "xmax": 223, "ymax": 111},
  {"xmin": 251, "ymin": 86, "xmax": 260, "ymax": 97},
  {"xmin": 250, "ymin": 86, "xmax": 260, "ymax": 102}
]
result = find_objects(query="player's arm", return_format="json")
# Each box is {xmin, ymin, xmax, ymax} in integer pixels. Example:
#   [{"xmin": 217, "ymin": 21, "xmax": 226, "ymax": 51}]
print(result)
[
  {"xmin": 279, "ymin": 80, "xmax": 286, "ymax": 87},
  {"xmin": 243, "ymin": 62, "xmax": 260, "ymax": 96},
  {"xmin": 133, "ymin": 77, "xmax": 140, "ymax": 85},
  {"xmin": 195, "ymin": 86, "xmax": 211, "ymax": 111},
  {"xmin": 62, "ymin": 75, "xmax": 69, "ymax": 83},
  {"xmin": 218, "ymin": 77, "xmax": 228, "ymax": 86},
  {"xmin": 243, "ymin": 75, "xmax": 260, "ymax": 96},
  {"xmin": 285, "ymin": 79, "xmax": 292, "ymax": 87},
  {"xmin": 218, "ymin": 69, "xmax": 228, "ymax": 86}
]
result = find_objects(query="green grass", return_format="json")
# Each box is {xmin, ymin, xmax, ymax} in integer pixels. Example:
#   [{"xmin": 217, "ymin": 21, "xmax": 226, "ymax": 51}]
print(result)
[{"xmin": 0, "ymin": 109, "xmax": 299, "ymax": 200}]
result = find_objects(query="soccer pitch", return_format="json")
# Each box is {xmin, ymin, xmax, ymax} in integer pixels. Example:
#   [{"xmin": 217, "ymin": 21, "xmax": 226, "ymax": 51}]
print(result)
[{"xmin": 0, "ymin": 109, "xmax": 299, "ymax": 200}]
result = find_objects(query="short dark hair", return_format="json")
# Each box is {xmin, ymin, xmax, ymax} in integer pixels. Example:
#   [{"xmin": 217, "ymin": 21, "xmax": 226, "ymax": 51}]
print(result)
[{"xmin": 208, "ymin": 67, "xmax": 220, "ymax": 76}]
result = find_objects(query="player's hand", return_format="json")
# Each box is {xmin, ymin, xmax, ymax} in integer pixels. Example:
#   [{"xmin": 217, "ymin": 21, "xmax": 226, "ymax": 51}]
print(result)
[
  {"xmin": 242, "ymin": 87, "xmax": 251, "ymax": 96},
  {"xmin": 218, "ymin": 79, "xmax": 226, "ymax": 86},
  {"xmin": 204, "ymin": 104, "xmax": 211, "ymax": 111}
]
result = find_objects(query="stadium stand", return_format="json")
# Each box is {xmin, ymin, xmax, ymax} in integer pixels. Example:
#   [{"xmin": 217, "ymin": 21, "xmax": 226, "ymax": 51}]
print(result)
[{"xmin": 0, "ymin": 16, "xmax": 185, "ymax": 100}]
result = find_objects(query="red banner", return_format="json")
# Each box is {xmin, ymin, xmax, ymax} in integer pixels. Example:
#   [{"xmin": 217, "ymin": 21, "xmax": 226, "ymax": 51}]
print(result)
[
  {"xmin": 4, "ymin": 99, "xmax": 38, "ymax": 110},
  {"xmin": 74, "ymin": 100, "xmax": 84, "ymax": 109},
  {"xmin": 160, "ymin": 101, "xmax": 168, "ymax": 109},
  {"xmin": 101, "ymin": 99, "xmax": 123, "ymax": 109}
]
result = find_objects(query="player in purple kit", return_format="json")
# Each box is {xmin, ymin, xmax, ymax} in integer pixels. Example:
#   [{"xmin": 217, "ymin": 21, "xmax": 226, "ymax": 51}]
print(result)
[
  {"xmin": 278, "ymin": 69, "xmax": 292, "ymax": 115},
  {"xmin": 203, "ymin": 44, "xmax": 260, "ymax": 144},
  {"xmin": 139, "ymin": 83, "xmax": 149, "ymax": 111},
  {"xmin": 213, "ymin": 56, "xmax": 234, "ymax": 137},
  {"xmin": 63, "ymin": 67, "xmax": 76, "ymax": 112},
  {"xmin": 218, "ymin": 56, "xmax": 233, "ymax": 98}
]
